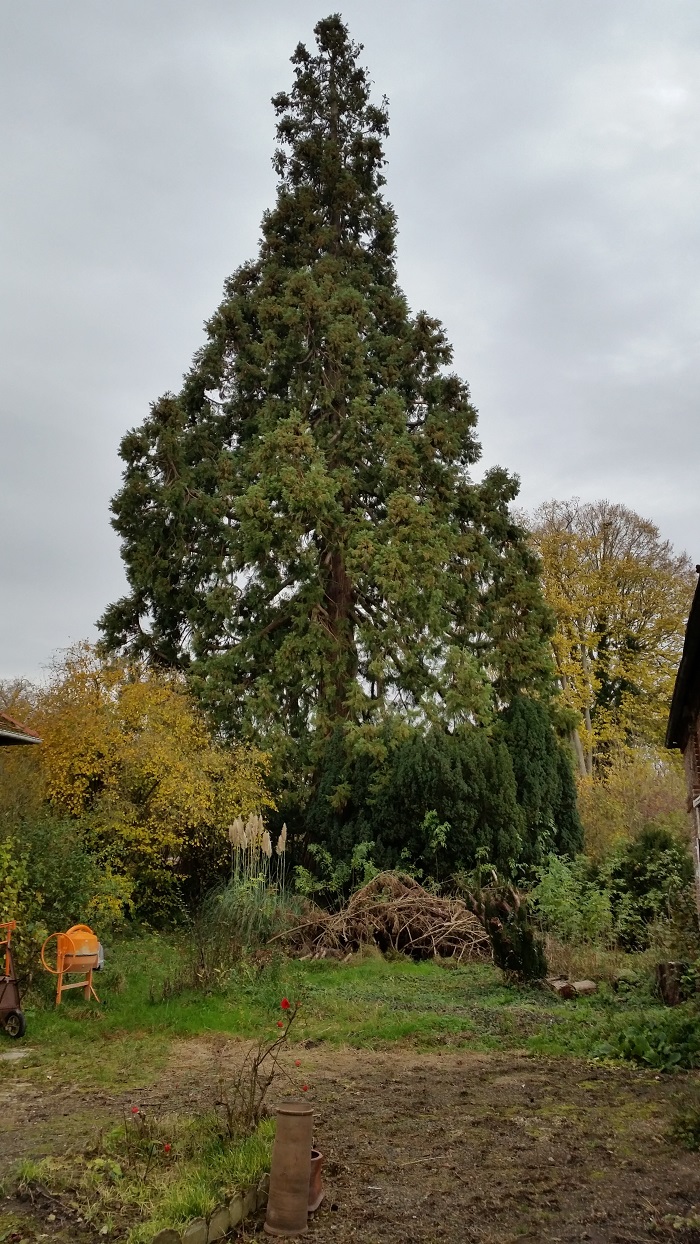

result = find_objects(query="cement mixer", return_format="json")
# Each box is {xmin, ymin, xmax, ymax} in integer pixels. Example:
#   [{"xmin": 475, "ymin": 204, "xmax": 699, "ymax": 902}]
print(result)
[{"xmin": 41, "ymin": 924, "xmax": 104, "ymax": 1006}]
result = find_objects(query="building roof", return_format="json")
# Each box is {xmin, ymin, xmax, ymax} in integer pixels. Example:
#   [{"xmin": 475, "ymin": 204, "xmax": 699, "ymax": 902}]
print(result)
[
  {"xmin": 0, "ymin": 710, "xmax": 42, "ymax": 747},
  {"xmin": 666, "ymin": 571, "xmax": 700, "ymax": 750}
]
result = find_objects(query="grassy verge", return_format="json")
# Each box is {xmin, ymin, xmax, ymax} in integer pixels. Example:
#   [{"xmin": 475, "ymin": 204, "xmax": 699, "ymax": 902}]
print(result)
[{"xmin": 3, "ymin": 933, "xmax": 695, "ymax": 1089}]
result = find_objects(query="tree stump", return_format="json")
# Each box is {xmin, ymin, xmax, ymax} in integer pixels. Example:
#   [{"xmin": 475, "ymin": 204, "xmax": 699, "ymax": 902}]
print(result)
[{"xmin": 655, "ymin": 961, "xmax": 689, "ymax": 1006}]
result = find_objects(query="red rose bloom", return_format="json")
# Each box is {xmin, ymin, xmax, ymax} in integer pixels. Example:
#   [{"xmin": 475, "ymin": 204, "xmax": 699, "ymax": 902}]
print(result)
[{"xmin": 281, "ymin": 998, "xmax": 290, "ymax": 1010}]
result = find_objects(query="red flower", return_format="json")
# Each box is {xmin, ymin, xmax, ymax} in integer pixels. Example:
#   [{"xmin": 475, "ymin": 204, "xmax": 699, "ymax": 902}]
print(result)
[
  {"xmin": 301, "ymin": 1084, "xmax": 309, "ymax": 1092},
  {"xmin": 277, "ymin": 1020, "xmax": 284, "ymax": 1028},
  {"xmin": 163, "ymin": 1143, "xmax": 172, "ymax": 1154},
  {"xmin": 131, "ymin": 1107, "xmax": 140, "ymax": 1115},
  {"xmin": 294, "ymin": 1059, "xmax": 301, "ymax": 1067},
  {"xmin": 281, "ymin": 998, "xmax": 290, "ymax": 1010}
]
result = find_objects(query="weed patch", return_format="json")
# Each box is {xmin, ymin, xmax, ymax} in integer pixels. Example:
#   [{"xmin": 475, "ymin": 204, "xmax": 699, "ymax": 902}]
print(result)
[
  {"xmin": 12, "ymin": 1112, "xmax": 274, "ymax": 1243},
  {"xmin": 670, "ymin": 1104, "xmax": 700, "ymax": 1152},
  {"xmin": 590, "ymin": 1008, "xmax": 700, "ymax": 1072}
]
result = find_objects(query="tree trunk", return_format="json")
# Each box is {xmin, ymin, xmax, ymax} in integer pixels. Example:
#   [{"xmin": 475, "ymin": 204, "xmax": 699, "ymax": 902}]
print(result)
[
  {"xmin": 580, "ymin": 642, "xmax": 594, "ymax": 776},
  {"xmin": 655, "ymin": 961, "xmax": 689, "ymax": 1006},
  {"xmin": 321, "ymin": 546, "xmax": 357, "ymax": 721},
  {"xmin": 570, "ymin": 728, "xmax": 587, "ymax": 779},
  {"xmin": 583, "ymin": 705, "xmax": 593, "ymax": 776}
]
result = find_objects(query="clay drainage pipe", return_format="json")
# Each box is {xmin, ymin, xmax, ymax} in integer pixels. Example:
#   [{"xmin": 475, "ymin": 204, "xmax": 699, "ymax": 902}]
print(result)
[{"xmin": 265, "ymin": 1100, "xmax": 314, "ymax": 1237}]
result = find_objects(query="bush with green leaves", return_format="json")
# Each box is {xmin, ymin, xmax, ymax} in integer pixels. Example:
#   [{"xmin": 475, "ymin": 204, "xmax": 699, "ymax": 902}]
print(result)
[
  {"xmin": 294, "ymin": 840, "xmax": 379, "ymax": 903},
  {"xmin": 0, "ymin": 812, "xmax": 131, "ymax": 970},
  {"xmin": 531, "ymin": 854, "xmax": 613, "ymax": 945},
  {"xmin": 596, "ymin": 822, "xmax": 695, "ymax": 950},
  {"xmin": 531, "ymin": 823, "xmax": 696, "ymax": 952}
]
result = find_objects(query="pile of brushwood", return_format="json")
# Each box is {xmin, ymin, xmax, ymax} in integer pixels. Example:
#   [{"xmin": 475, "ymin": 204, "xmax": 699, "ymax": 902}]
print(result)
[{"xmin": 281, "ymin": 872, "xmax": 490, "ymax": 962}]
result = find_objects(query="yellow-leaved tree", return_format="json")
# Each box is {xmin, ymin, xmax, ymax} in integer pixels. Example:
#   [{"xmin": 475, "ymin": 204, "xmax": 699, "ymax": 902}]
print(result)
[
  {"xmin": 3, "ymin": 644, "xmax": 272, "ymax": 920},
  {"xmin": 576, "ymin": 747, "xmax": 687, "ymax": 859},
  {"xmin": 530, "ymin": 500, "xmax": 695, "ymax": 778}
]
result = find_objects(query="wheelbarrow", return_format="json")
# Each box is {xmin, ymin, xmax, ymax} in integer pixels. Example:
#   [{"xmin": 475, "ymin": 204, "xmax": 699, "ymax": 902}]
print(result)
[{"xmin": 0, "ymin": 921, "xmax": 26, "ymax": 1037}]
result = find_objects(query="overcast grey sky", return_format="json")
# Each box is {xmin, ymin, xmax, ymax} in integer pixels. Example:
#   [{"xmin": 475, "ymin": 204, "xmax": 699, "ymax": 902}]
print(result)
[{"xmin": 2, "ymin": 1, "xmax": 699, "ymax": 681}]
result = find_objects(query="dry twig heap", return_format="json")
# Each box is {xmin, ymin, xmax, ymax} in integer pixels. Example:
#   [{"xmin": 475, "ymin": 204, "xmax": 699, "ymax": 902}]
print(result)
[{"xmin": 283, "ymin": 872, "xmax": 490, "ymax": 962}]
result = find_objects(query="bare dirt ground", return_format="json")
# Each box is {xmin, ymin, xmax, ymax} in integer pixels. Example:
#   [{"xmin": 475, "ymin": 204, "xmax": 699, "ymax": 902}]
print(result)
[{"xmin": 2, "ymin": 1040, "xmax": 700, "ymax": 1243}]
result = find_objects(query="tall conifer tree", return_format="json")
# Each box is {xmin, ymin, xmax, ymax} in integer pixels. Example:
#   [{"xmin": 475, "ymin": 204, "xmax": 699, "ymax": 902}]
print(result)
[{"xmin": 100, "ymin": 15, "xmax": 553, "ymax": 752}]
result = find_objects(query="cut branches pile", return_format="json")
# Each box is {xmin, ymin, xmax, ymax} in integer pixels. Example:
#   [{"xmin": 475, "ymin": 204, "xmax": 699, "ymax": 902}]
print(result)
[{"xmin": 278, "ymin": 872, "xmax": 490, "ymax": 962}]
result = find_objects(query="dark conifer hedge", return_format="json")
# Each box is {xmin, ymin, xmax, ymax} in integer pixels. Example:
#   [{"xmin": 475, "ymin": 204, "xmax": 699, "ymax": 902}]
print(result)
[{"xmin": 283, "ymin": 699, "xmax": 582, "ymax": 882}]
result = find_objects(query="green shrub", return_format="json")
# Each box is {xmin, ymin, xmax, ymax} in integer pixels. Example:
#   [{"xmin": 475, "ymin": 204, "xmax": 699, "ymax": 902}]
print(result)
[
  {"xmin": 466, "ymin": 886, "xmax": 548, "ymax": 981},
  {"xmin": 531, "ymin": 826, "xmax": 696, "ymax": 953},
  {"xmin": 597, "ymin": 823, "xmax": 695, "ymax": 950},
  {"xmin": 531, "ymin": 854, "xmax": 612, "ymax": 945},
  {"xmin": 0, "ymin": 812, "xmax": 131, "ymax": 974},
  {"xmin": 294, "ymin": 839, "xmax": 379, "ymax": 901}
]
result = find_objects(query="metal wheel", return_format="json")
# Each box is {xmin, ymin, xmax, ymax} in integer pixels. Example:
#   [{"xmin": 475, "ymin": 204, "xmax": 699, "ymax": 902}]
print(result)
[{"xmin": 4, "ymin": 1009, "xmax": 26, "ymax": 1038}]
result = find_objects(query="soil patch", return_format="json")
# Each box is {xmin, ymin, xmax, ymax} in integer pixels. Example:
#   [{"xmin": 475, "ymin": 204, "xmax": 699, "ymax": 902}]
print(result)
[{"xmin": 2, "ymin": 1041, "xmax": 700, "ymax": 1242}]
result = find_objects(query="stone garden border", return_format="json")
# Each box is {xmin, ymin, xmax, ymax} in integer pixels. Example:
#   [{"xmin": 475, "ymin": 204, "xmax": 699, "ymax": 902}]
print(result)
[{"xmin": 152, "ymin": 1173, "xmax": 269, "ymax": 1244}]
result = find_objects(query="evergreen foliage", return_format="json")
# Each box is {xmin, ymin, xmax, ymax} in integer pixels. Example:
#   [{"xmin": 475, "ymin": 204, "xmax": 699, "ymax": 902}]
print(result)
[
  {"xmin": 465, "ymin": 886, "xmax": 548, "ymax": 981},
  {"xmin": 500, "ymin": 696, "xmax": 583, "ymax": 861},
  {"xmin": 99, "ymin": 15, "xmax": 553, "ymax": 760},
  {"xmin": 288, "ymin": 700, "xmax": 581, "ymax": 881}
]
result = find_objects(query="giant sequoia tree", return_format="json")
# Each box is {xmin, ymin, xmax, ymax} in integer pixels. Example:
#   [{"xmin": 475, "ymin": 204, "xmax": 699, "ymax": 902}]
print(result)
[{"xmin": 100, "ymin": 16, "xmax": 553, "ymax": 755}]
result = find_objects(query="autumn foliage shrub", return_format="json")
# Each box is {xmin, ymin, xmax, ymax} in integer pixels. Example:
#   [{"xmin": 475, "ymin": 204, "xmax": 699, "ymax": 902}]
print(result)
[
  {"xmin": 577, "ymin": 747, "xmax": 687, "ymax": 860},
  {"xmin": 0, "ymin": 644, "xmax": 272, "ymax": 924}
]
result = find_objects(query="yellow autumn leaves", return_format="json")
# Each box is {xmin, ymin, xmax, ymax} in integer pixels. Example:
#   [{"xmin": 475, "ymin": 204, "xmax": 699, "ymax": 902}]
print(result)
[
  {"xmin": 1, "ymin": 643, "xmax": 272, "ymax": 917},
  {"xmin": 530, "ymin": 499, "xmax": 695, "ymax": 777}
]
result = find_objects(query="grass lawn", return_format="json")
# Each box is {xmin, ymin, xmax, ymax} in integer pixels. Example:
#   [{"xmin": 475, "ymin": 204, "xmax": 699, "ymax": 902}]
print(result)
[{"xmin": 3, "ymin": 932, "xmax": 690, "ymax": 1090}]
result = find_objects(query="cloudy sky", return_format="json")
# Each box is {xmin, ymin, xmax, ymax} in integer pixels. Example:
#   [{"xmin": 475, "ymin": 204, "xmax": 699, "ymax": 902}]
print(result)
[{"xmin": 2, "ymin": 1, "xmax": 699, "ymax": 681}]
